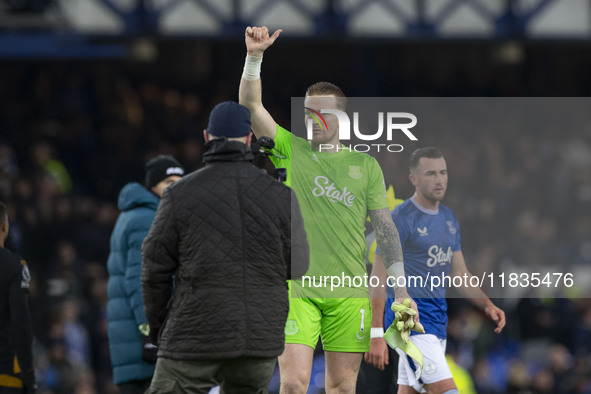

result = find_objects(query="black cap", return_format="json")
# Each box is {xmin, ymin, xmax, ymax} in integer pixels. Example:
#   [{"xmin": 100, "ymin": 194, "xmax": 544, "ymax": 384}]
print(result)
[
  {"xmin": 207, "ymin": 101, "xmax": 252, "ymax": 138},
  {"xmin": 145, "ymin": 155, "xmax": 185, "ymax": 189}
]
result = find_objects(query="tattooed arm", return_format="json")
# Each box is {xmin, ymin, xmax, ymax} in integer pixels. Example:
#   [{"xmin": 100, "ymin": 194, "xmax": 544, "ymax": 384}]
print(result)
[
  {"xmin": 369, "ymin": 207, "xmax": 404, "ymax": 270},
  {"xmin": 365, "ymin": 207, "xmax": 418, "ymax": 370},
  {"xmin": 367, "ymin": 207, "xmax": 418, "ymax": 318}
]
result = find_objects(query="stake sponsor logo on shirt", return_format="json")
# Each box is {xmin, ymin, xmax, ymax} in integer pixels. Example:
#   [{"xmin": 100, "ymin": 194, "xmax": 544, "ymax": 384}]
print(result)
[
  {"xmin": 312, "ymin": 175, "xmax": 356, "ymax": 207},
  {"xmin": 426, "ymin": 245, "xmax": 453, "ymax": 267}
]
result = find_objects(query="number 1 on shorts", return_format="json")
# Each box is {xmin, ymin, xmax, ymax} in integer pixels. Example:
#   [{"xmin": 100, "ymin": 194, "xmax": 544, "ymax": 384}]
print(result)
[{"xmin": 360, "ymin": 308, "xmax": 365, "ymax": 332}]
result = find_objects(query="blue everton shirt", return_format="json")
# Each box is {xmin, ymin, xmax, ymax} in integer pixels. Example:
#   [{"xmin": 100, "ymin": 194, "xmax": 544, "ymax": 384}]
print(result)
[{"xmin": 378, "ymin": 197, "xmax": 461, "ymax": 339}]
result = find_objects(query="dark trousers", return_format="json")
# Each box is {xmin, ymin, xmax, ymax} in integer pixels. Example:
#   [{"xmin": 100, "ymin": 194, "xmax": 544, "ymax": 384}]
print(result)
[
  {"xmin": 356, "ymin": 346, "xmax": 399, "ymax": 394},
  {"xmin": 118, "ymin": 378, "xmax": 152, "ymax": 394},
  {"xmin": 147, "ymin": 356, "xmax": 277, "ymax": 394}
]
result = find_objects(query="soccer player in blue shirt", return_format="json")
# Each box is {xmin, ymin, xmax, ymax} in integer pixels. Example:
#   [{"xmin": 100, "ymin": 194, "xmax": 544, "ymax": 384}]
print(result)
[{"xmin": 366, "ymin": 147, "xmax": 505, "ymax": 394}]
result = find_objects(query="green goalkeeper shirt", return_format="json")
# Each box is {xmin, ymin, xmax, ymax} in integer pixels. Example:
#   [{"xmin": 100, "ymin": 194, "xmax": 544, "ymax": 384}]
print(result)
[{"xmin": 270, "ymin": 125, "xmax": 389, "ymax": 297}]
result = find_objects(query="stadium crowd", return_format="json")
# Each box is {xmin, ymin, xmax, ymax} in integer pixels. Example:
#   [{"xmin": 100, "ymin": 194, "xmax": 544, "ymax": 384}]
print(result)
[{"xmin": 0, "ymin": 49, "xmax": 590, "ymax": 393}]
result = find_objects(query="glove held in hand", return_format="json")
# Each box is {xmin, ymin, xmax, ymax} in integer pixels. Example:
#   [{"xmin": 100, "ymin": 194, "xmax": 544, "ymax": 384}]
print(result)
[{"xmin": 384, "ymin": 298, "xmax": 425, "ymax": 380}]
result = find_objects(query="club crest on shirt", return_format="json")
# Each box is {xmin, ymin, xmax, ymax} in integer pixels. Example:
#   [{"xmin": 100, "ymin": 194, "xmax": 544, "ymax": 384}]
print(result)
[
  {"xmin": 348, "ymin": 166, "xmax": 362, "ymax": 180},
  {"xmin": 20, "ymin": 262, "xmax": 31, "ymax": 289},
  {"xmin": 446, "ymin": 220, "xmax": 457, "ymax": 235}
]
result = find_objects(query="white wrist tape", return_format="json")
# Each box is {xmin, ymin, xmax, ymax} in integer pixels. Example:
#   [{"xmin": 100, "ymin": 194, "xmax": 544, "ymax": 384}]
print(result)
[
  {"xmin": 370, "ymin": 327, "xmax": 385, "ymax": 338},
  {"xmin": 386, "ymin": 262, "xmax": 405, "ymax": 288},
  {"xmin": 242, "ymin": 55, "xmax": 263, "ymax": 81}
]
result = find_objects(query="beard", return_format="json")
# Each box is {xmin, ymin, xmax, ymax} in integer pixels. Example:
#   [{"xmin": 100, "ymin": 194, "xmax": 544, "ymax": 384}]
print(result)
[{"xmin": 423, "ymin": 188, "xmax": 446, "ymax": 203}]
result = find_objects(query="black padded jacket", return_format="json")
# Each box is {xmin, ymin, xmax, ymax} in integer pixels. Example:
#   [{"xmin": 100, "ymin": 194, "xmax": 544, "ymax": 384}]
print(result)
[{"xmin": 141, "ymin": 140, "xmax": 309, "ymax": 360}]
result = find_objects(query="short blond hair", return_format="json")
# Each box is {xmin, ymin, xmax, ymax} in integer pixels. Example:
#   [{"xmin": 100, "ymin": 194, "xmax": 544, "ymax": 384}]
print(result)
[{"xmin": 305, "ymin": 82, "xmax": 347, "ymax": 110}]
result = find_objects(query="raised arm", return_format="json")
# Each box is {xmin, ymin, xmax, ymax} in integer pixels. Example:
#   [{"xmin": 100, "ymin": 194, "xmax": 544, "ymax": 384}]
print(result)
[
  {"xmin": 450, "ymin": 251, "xmax": 505, "ymax": 333},
  {"xmin": 239, "ymin": 26, "xmax": 282, "ymax": 139}
]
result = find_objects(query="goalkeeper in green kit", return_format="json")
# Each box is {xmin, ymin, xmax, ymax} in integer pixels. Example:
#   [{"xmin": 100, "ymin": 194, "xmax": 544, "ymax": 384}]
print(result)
[{"xmin": 239, "ymin": 26, "xmax": 418, "ymax": 393}]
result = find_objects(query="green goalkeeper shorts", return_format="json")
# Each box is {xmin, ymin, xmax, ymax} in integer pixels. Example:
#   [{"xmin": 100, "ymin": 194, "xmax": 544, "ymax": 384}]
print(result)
[{"xmin": 284, "ymin": 296, "xmax": 372, "ymax": 352}]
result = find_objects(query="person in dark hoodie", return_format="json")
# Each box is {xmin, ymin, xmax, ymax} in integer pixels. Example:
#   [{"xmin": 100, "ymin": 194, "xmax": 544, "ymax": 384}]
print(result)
[
  {"xmin": 106, "ymin": 155, "xmax": 184, "ymax": 394},
  {"xmin": 142, "ymin": 101, "xmax": 309, "ymax": 394}
]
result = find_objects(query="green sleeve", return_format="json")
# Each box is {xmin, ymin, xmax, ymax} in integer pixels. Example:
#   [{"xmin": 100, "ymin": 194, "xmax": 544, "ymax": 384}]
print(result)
[
  {"xmin": 367, "ymin": 157, "xmax": 389, "ymax": 210},
  {"xmin": 270, "ymin": 125, "xmax": 293, "ymax": 186},
  {"xmin": 270, "ymin": 125, "xmax": 292, "ymax": 167}
]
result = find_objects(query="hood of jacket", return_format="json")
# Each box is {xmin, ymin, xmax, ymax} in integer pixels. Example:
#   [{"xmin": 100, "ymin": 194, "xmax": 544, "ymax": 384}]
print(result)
[
  {"xmin": 202, "ymin": 138, "xmax": 254, "ymax": 163},
  {"xmin": 117, "ymin": 182, "xmax": 159, "ymax": 212}
]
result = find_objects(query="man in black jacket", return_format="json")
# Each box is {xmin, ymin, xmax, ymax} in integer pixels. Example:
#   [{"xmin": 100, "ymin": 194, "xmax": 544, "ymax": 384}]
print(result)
[
  {"xmin": 0, "ymin": 201, "xmax": 36, "ymax": 394},
  {"xmin": 142, "ymin": 101, "xmax": 309, "ymax": 394}
]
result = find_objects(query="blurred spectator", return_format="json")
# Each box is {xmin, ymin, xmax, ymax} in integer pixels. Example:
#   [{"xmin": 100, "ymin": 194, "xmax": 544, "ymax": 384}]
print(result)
[
  {"xmin": 60, "ymin": 298, "xmax": 91, "ymax": 368},
  {"xmin": 106, "ymin": 155, "xmax": 184, "ymax": 394}
]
